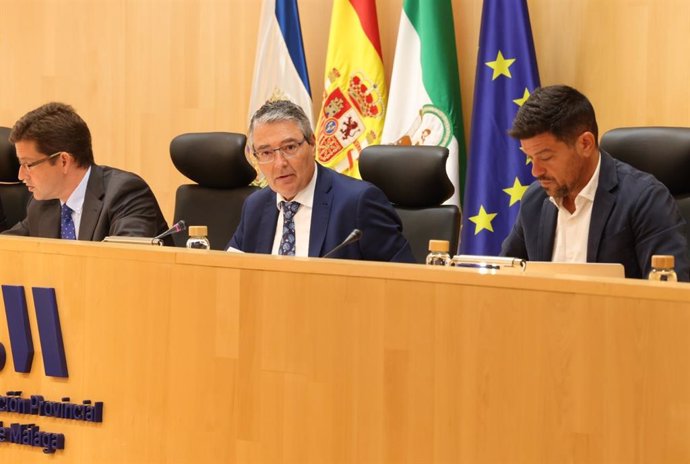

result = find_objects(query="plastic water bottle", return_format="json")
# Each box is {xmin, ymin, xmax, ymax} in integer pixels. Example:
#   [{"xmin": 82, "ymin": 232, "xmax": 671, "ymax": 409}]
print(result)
[
  {"xmin": 186, "ymin": 225, "xmax": 210, "ymax": 250},
  {"xmin": 648, "ymin": 255, "xmax": 677, "ymax": 282},
  {"xmin": 426, "ymin": 240, "xmax": 450, "ymax": 266}
]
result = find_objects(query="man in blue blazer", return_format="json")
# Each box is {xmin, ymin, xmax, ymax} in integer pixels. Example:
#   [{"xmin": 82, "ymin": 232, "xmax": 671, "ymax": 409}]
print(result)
[
  {"xmin": 501, "ymin": 85, "xmax": 689, "ymax": 281},
  {"xmin": 227, "ymin": 100, "xmax": 414, "ymax": 263}
]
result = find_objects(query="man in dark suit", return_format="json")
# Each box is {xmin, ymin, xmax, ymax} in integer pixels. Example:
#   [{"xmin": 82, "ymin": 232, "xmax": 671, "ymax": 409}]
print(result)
[
  {"xmin": 2, "ymin": 102, "xmax": 170, "ymax": 243},
  {"xmin": 227, "ymin": 100, "xmax": 414, "ymax": 263},
  {"xmin": 501, "ymin": 85, "xmax": 689, "ymax": 280}
]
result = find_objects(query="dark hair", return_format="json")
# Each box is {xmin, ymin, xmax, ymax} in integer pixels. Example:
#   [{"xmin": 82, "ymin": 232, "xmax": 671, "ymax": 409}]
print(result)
[
  {"xmin": 248, "ymin": 99, "xmax": 314, "ymax": 148},
  {"xmin": 9, "ymin": 102, "xmax": 94, "ymax": 167},
  {"xmin": 508, "ymin": 85, "xmax": 598, "ymax": 145}
]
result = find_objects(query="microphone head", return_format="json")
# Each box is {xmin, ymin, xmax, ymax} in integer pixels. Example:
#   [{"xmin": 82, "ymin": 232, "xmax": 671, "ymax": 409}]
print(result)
[
  {"xmin": 154, "ymin": 220, "xmax": 188, "ymax": 240},
  {"xmin": 351, "ymin": 229, "xmax": 362, "ymax": 240},
  {"xmin": 174, "ymin": 220, "xmax": 187, "ymax": 233}
]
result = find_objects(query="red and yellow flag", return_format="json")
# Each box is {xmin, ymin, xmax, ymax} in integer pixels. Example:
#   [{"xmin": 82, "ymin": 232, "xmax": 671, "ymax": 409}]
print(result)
[{"xmin": 315, "ymin": 0, "xmax": 387, "ymax": 179}]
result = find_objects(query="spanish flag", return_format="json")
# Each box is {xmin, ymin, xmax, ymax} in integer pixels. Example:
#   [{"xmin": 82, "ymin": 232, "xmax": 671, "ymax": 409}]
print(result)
[{"xmin": 315, "ymin": 0, "xmax": 387, "ymax": 179}]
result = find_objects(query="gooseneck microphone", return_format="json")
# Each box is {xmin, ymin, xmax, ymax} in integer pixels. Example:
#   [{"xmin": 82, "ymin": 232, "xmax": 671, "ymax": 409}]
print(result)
[
  {"xmin": 154, "ymin": 220, "xmax": 187, "ymax": 240},
  {"xmin": 322, "ymin": 229, "xmax": 363, "ymax": 258}
]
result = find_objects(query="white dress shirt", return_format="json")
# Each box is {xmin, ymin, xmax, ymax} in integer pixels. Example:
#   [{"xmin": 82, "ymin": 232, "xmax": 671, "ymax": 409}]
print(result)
[
  {"xmin": 271, "ymin": 164, "xmax": 318, "ymax": 257},
  {"xmin": 550, "ymin": 156, "xmax": 601, "ymax": 262}
]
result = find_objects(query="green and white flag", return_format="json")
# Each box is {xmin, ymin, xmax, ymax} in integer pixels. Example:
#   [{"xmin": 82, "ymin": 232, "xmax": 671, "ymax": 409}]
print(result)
[{"xmin": 381, "ymin": 0, "xmax": 466, "ymax": 206}]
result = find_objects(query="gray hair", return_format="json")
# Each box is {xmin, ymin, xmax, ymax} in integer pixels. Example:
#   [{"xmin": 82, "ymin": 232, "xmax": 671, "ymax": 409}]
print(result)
[{"xmin": 248, "ymin": 100, "xmax": 314, "ymax": 148}]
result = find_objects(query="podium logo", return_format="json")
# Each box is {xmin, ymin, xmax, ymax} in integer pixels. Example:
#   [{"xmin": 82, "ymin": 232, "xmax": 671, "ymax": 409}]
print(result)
[{"xmin": 0, "ymin": 286, "xmax": 68, "ymax": 378}]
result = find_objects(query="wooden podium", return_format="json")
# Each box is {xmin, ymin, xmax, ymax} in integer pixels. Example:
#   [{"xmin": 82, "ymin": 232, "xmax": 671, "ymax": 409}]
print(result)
[{"xmin": 1, "ymin": 236, "xmax": 689, "ymax": 463}]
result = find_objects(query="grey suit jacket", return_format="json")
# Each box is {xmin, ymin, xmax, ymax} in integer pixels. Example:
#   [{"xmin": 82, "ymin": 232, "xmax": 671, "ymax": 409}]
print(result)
[
  {"xmin": 2, "ymin": 165, "xmax": 170, "ymax": 243},
  {"xmin": 501, "ymin": 151, "xmax": 689, "ymax": 280}
]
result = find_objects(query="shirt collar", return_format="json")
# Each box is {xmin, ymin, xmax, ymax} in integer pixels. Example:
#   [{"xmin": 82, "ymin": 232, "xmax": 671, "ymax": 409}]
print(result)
[
  {"xmin": 63, "ymin": 166, "xmax": 92, "ymax": 213},
  {"xmin": 275, "ymin": 163, "xmax": 318, "ymax": 210}
]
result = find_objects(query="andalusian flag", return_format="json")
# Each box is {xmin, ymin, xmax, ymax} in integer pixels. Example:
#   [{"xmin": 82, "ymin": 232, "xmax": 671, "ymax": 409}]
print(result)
[
  {"xmin": 248, "ymin": 0, "xmax": 312, "ymax": 122},
  {"xmin": 315, "ymin": 0, "xmax": 386, "ymax": 179},
  {"xmin": 381, "ymin": 0, "xmax": 466, "ymax": 207},
  {"xmin": 460, "ymin": 0, "xmax": 540, "ymax": 255}
]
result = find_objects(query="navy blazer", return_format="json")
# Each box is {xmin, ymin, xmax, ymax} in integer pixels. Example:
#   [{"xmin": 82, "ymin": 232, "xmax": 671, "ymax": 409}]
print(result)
[
  {"xmin": 228, "ymin": 163, "xmax": 415, "ymax": 263},
  {"xmin": 2, "ymin": 165, "xmax": 170, "ymax": 243},
  {"xmin": 501, "ymin": 151, "xmax": 689, "ymax": 280}
]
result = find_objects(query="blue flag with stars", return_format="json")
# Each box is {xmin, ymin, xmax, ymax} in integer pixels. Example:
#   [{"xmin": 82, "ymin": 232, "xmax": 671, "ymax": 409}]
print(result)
[{"xmin": 460, "ymin": 0, "xmax": 540, "ymax": 255}]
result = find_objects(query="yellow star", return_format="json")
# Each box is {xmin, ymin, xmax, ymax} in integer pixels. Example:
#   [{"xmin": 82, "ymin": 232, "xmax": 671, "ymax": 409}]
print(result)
[
  {"xmin": 469, "ymin": 205, "xmax": 498, "ymax": 234},
  {"xmin": 513, "ymin": 88, "xmax": 531, "ymax": 106},
  {"xmin": 503, "ymin": 177, "xmax": 529, "ymax": 206},
  {"xmin": 485, "ymin": 51, "xmax": 516, "ymax": 80},
  {"xmin": 519, "ymin": 146, "xmax": 532, "ymax": 165}
]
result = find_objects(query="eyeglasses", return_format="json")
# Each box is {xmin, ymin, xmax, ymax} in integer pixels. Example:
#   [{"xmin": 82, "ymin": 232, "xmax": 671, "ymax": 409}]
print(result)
[
  {"xmin": 253, "ymin": 139, "xmax": 307, "ymax": 164},
  {"xmin": 19, "ymin": 151, "xmax": 62, "ymax": 172}
]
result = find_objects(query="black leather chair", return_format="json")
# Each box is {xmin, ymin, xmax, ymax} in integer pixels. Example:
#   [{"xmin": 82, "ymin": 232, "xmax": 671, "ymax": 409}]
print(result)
[
  {"xmin": 600, "ymin": 127, "xmax": 690, "ymax": 248},
  {"xmin": 170, "ymin": 132, "xmax": 259, "ymax": 250},
  {"xmin": 0, "ymin": 126, "xmax": 30, "ymax": 231},
  {"xmin": 359, "ymin": 145, "xmax": 461, "ymax": 263}
]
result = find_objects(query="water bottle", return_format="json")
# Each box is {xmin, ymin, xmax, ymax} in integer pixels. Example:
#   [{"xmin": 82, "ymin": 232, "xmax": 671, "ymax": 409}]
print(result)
[
  {"xmin": 426, "ymin": 240, "xmax": 450, "ymax": 266},
  {"xmin": 186, "ymin": 225, "xmax": 210, "ymax": 250},
  {"xmin": 648, "ymin": 255, "xmax": 677, "ymax": 282}
]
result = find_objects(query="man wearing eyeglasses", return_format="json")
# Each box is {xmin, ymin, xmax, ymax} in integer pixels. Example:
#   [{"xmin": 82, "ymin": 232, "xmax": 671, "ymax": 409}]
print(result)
[
  {"xmin": 1, "ymin": 102, "xmax": 171, "ymax": 243},
  {"xmin": 227, "ymin": 100, "xmax": 414, "ymax": 262},
  {"xmin": 501, "ymin": 85, "xmax": 689, "ymax": 280}
]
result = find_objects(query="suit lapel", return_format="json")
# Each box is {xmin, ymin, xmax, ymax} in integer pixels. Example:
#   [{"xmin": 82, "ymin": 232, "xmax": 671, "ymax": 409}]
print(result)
[
  {"xmin": 538, "ymin": 198, "xmax": 557, "ymax": 260},
  {"xmin": 78, "ymin": 166, "xmax": 105, "ymax": 241},
  {"xmin": 587, "ymin": 151, "xmax": 617, "ymax": 261},
  {"xmin": 309, "ymin": 164, "xmax": 332, "ymax": 257},
  {"xmin": 256, "ymin": 192, "xmax": 279, "ymax": 253}
]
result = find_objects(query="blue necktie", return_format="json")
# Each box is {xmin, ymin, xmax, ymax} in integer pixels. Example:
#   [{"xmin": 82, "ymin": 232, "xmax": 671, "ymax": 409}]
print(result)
[
  {"xmin": 279, "ymin": 201, "xmax": 301, "ymax": 256},
  {"xmin": 61, "ymin": 204, "xmax": 76, "ymax": 240}
]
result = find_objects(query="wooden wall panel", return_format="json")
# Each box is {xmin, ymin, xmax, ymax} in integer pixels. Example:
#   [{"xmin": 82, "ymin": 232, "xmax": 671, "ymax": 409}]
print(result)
[{"xmin": 0, "ymin": 0, "xmax": 688, "ymax": 223}]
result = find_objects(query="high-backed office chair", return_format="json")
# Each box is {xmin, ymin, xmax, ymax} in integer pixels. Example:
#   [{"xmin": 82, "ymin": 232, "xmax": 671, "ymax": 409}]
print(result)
[
  {"xmin": 359, "ymin": 145, "xmax": 461, "ymax": 263},
  {"xmin": 600, "ymin": 127, "xmax": 690, "ymax": 248},
  {"xmin": 0, "ymin": 126, "xmax": 30, "ymax": 231},
  {"xmin": 170, "ymin": 132, "xmax": 259, "ymax": 250}
]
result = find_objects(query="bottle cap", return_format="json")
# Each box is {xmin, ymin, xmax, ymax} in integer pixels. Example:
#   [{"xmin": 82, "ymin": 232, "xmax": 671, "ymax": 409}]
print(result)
[
  {"xmin": 428, "ymin": 240, "xmax": 450, "ymax": 253},
  {"xmin": 651, "ymin": 255, "xmax": 674, "ymax": 269},
  {"xmin": 189, "ymin": 225, "xmax": 208, "ymax": 236}
]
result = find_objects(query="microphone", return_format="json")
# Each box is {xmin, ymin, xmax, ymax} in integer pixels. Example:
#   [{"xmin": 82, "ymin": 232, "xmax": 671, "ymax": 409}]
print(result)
[
  {"xmin": 322, "ymin": 229, "xmax": 363, "ymax": 259},
  {"xmin": 154, "ymin": 220, "xmax": 187, "ymax": 240}
]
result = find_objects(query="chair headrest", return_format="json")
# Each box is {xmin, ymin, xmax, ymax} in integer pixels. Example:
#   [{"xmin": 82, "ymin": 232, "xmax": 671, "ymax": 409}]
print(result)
[
  {"xmin": 170, "ymin": 132, "xmax": 257, "ymax": 188},
  {"xmin": 0, "ymin": 127, "xmax": 20, "ymax": 182},
  {"xmin": 600, "ymin": 127, "xmax": 690, "ymax": 196},
  {"xmin": 359, "ymin": 145, "xmax": 454, "ymax": 207}
]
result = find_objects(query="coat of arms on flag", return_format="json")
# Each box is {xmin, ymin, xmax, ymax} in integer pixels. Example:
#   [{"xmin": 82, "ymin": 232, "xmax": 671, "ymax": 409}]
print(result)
[
  {"xmin": 316, "ymin": 69, "xmax": 384, "ymax": 175},
  {"xmin": 391, "ymin": 105, "xmax": 452, "ymax": 147}
]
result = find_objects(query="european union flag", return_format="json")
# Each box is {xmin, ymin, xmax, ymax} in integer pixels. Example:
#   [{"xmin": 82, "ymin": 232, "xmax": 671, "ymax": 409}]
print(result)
[{"xmin": 460, "ymin": 0, "xmax": 540, "ymax": 255}]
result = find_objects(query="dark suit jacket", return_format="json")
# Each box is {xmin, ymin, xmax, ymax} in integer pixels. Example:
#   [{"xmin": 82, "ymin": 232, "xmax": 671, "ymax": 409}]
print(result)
[
  {"xmin": 228, "ymin": 164, "xmax": 415, "ymax": 263},
  {"xmin": 2, "ymin": 165, "xmax": 171, "ymax": 244},
  {"xmin": 501, "ymin": 151, "xmax": 689, "ymax": 281}
]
